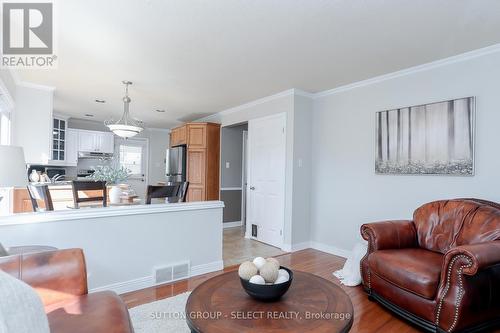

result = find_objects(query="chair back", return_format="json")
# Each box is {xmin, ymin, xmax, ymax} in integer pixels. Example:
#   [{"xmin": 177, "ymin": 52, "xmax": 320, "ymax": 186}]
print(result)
[
  {"xmin": 413, "ymin": 199, "xmax": 500, "ymax": 253},
  {"xmin": 165, "ymin": 182, "xmax": 189, "ymax": 203},
  {"xmin": 71, "ymin": 181, "xmax": 107, "ymax": 208},
  {"xmin": 178, "ymin": 181, "xmax": 189, "ymax": 202},
  {"xmin": 146, "ymin": 184, "xmax": 180, "ymax": 204},
  {"xmin": 27, "ymin": 184, "xmax": 54, "ymax": 212}
]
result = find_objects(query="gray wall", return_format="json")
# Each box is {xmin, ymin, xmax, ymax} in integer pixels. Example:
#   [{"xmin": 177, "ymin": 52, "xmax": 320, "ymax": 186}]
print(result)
[
  {"xmin": 310, "ymin": 49, "xmax": 500, "ymax": 253},
  {"xmin": 199, "ymin": 92, "xmax": 308, "ymax": 249},
  {"xmin": 220, "ymin": 124, "xmax": 247, "ymax": 223},
  {"xmin": 220, "ymin": 124, "xmax": 247, "ymax": 188},
  {"xmin": 68, "ymin": 118, "xmax": 169, "ymax": 184},
  {"xmin": 221, "ymin": 190, "xmax": 242, "ymax": 223}
]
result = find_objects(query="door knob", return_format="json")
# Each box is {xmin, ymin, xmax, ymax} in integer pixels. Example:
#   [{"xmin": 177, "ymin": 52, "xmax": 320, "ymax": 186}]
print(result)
[{"xmin": 250, "ymin": 186, "xmax": 255, "ymax": 190}]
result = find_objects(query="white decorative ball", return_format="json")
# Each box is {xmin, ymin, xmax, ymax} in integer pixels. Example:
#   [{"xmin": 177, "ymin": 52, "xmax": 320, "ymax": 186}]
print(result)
[
  {"xmin": 259, "ymin": 262, "xmax": 279, "ymax": 283},
  {"xmin": 249, "ymin": 275, "xmax": 265, "ymax": 285},
  {"xmin": 274, "ymin": 275, "xmax": 289, "ymax": 284},
  {"xmin": 238, "ymin": 261, "xmax": 258, "ymax": 280},
  {"xmin": 253, "ymin": 257, "xmax": 267, "ymax": 270},
  {"xmin": 278, "ymin": 269, "xmax": 290, "ymax": 281},
  {"xmin": 266, "ymin": 257, "xmax": 280, "ymax": 269}
]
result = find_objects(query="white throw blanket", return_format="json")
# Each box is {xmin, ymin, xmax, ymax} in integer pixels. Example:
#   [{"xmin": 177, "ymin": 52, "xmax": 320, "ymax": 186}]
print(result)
[{"xmin": 333, "ymin": 242, "xmax": 368, "ymax": 286}]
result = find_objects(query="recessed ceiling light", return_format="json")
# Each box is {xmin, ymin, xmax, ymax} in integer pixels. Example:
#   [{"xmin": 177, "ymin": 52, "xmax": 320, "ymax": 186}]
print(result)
[
  {"xmin": 85, "ymin": 114, "xmax": 94, "ymax": 117},
  {"xmin": 95, "ymin": 99, "xmax": 106, "ymax": 103},
  {"xmin": 156, "ymin": 109, "xmax": 166, "ymax": 113}
]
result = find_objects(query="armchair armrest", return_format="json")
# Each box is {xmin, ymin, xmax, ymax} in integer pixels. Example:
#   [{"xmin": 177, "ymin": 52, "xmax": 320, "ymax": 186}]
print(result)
[
  {"xmin": 0, "ymin": 248, "xmax": 88, "ymax": 306},
  {"xmin": 443, "ymin": 241, "xmax": 500, "ymax": 276},
  {"xmin": 361, "ymin": 220, "xmax": 417, "ymax": 252},
  {"xmin": 435, "ymin": 241, "xmax": 500, "ymax": 332}
]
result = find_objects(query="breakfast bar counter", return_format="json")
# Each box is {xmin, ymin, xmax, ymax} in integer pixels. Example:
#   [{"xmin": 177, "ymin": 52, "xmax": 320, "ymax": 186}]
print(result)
[{"xmin": 0, "ymin": 200, "xmax": 224, "ymax": 294}]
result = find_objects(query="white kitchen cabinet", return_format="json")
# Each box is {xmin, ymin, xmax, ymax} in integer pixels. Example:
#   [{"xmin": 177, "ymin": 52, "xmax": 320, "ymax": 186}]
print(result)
[
  {"xmin": 65, "ymin": 129, "xmax": 78, "ymax": 166},
  {"xmin": 99, "ymin": 132, "xmax": 115, "ymax": 153},
  {"xmin": 78, "ymin": 131, "xmax": 96, "ymax": 152},
  {"xmin": 77, "ymin": 130, "xmax": 114, "ymax": 153}
]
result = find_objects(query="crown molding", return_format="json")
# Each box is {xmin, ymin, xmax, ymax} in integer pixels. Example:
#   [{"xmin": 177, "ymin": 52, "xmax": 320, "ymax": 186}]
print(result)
[
  {"xmin": 200, "ymin": 43, "xmax": 500, "ymax": 122},
  {"xmin": 8, "ymin": 68, "xmax": 56, "ymax": 91},
  {"xmin": 197, "ymin": 88, "xmax": 314, "ymax": 122},
  {"xmin": 147, "ymin": 127, "xmax": 171, "ymax": 133},
  {"xmin": 314, "ymin": 43, "xmax": 500, "ymax": 99},
  {"xmin": 17, "ymin": 81, "xmax": 56, "ymax": 92}
]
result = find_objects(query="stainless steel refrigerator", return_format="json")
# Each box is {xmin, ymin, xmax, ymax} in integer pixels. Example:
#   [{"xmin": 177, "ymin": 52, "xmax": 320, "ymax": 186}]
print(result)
[{"xmin": 165, "ymin": 145, "xmax": 186, "ymax": 182}]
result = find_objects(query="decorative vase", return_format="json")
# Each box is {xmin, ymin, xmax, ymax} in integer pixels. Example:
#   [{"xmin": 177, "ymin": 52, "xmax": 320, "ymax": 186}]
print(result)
[
  {"xmin": 109, "ymin": 185, "xmax": 122, "ymax": 204},
  {"xmin": 29, "ymin": 170, "xmax": 40, "ymax": 182}
]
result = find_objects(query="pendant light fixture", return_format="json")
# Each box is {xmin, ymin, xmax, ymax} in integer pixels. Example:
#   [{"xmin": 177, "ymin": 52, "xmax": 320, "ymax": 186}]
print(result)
[{"xmin": 105, "ymin": 81, "xmax": 144, "ymax": 138}]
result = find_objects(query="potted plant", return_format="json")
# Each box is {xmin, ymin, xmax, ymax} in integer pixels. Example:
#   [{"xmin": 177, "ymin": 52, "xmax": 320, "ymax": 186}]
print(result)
[{"xmin": 87, "ymin": 166, "xmax": 130, "ymax": 204}]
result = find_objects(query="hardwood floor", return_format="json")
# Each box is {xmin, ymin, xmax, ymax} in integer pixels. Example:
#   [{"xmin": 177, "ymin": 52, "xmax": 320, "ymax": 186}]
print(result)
[
  {"xmin": 121, "ymin": 248, "xmax": 433, "ymax": 332},
  {"xmin": 223, "ymin": 226, "xmax": 286, "ymax": 267}
]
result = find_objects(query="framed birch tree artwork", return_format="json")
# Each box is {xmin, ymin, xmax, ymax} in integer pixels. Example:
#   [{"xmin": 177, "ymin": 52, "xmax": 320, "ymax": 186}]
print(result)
[{"xmin": 375, "ymin": 97, "xmax": 475, "ymax": 175}]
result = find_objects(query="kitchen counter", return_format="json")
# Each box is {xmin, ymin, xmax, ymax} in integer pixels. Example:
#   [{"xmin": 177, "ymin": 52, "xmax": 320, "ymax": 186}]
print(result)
[
  {"xmin": 12, "ymin": 184, "xmax": 129, "ymax": 213},
  {"xmin": 0, "ymin": 200, "xmax": 224, "ymax": 294},
  {"xmin": 1, "ymin": 200, "xmax": 224, "ymax": 225}
]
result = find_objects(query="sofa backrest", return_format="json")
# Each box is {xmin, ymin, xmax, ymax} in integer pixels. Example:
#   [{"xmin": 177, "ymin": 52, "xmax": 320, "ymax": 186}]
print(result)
[{"xmin": 413, "ymin": 199, "xmax": 500, "ymax": 253}]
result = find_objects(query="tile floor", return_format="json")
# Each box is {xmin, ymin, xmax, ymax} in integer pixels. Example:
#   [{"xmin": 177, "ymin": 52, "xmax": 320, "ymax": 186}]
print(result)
[{"xmin": 223, "ymin": 226, "xmax": 286, "ymax": 267}]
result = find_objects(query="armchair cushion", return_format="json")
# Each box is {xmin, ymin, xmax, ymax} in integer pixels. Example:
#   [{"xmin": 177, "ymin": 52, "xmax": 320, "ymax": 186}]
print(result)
[{"xmin": 369, "ymin": 248, "xmax": 443, "ymax": 299}]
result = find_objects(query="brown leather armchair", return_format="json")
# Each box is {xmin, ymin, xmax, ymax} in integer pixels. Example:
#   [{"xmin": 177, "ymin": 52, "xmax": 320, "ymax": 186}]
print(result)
[
  {"xmin": 0, "ymin": 248, "xmax": 134, "ymax": 333},
  {"xmin": 361, "ymin": 199, "xmax": 500, "ymax": 333}
]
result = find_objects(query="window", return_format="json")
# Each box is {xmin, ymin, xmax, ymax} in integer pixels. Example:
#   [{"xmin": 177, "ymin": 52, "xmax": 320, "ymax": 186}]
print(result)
[
  {"xmin": 0, "ymin": 82, "xmax": 12, "ymax": 146},
  {"xmin": 119, "ymin": 145, "xmax": 142, "ymax": 175},
  {"xmin": 0, "ymin": 112, "xmax": 10, "ymax": 145}
]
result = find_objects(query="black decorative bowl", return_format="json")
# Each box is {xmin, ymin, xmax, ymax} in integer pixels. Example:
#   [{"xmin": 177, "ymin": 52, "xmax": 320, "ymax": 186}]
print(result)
[{"xmin": 240, "ymin": 266, "xmax": 293, "ymax": 301}]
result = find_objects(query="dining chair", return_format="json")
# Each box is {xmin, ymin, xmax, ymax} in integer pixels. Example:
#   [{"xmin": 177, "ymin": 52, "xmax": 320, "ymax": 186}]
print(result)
[
  {"xmin": 158, "ymin": 182, "xmax": 189, "ymax": 203},
  {"xmin": 71, "ymin": 180, "xmax": 107, "ymax": 208},
  {"xmin": 176, "ymin": 181, "xmax": 189, "ymax": 202},
  {"xmin": 145, "ymin": 184, "xmax": 180, "ymax": 204},
  {"xmin": 27, "ymin": 184, "xmax": 54, "ymax": 212}
]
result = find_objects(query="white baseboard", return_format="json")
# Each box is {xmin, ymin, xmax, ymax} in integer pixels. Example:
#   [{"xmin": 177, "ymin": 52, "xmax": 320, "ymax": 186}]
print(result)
[
  {"xmin": 89, "ymin": 260, "xmax": 224, "ymax": 295},
  {"xmin": 223, "ymin": 221, "xmax": 243, "ymax": 229},
  {"xmin": 310, "ymin": 241, "xmax": 351, "ymax": 259},
  {"xmin": 90, "ymin": 276, "xmax": 154, "ymax": 295},
  {"xmin": 190, "ymin": 260, "xmax": 224, "ymax": 277},
  {"xmin": 281, "ymin": 241, "xmax": 310, "ymax": 252}
]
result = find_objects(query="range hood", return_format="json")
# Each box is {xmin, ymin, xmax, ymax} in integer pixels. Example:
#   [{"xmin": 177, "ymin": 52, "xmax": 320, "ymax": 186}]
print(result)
[{"xmin": 78, "ymin": 152, "xmax": 114, "ymax": 159}]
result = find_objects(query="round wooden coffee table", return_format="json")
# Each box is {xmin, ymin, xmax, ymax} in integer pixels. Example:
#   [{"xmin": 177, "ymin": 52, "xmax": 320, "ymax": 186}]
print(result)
[{"xmin": 185, "ymin": 270, "xmax": 353, "ymax": 333}]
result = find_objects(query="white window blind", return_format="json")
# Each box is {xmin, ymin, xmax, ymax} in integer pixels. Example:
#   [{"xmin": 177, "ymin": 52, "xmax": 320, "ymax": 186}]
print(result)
[{"xmin": 0, "ymin": 83, "xmax": 13, "ymax": 145}]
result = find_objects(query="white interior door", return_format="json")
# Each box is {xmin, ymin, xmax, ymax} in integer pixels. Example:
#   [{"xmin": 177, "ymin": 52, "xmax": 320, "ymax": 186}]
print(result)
[
  {"xmin": 247, "ymin": 113, "xmax": 286, "ymax": 248},
  {"xmin": 115, "ymin": 138, "xmax": 149, "ymax": 199}
]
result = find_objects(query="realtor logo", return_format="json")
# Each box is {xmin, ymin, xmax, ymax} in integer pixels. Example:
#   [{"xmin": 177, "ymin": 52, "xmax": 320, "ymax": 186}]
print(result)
[{"xmin": 1, "ymin": 1, "xmax": 57, "ymax": 68}]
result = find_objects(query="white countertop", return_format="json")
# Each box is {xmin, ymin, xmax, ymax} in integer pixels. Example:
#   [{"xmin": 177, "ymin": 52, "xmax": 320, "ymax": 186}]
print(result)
[{"xmin": 0, "ymin": 200, "xmax": 225, "ymax": 226}]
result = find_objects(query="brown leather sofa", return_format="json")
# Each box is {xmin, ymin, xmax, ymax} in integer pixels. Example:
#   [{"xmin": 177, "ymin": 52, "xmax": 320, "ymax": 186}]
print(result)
[
  {"xmin": 0, "ymin": 248, "xmax": 134, "ymax": 333},
  {"xmin": 361, "ymin": 199, "xmax": 500, "ymax": 333}
]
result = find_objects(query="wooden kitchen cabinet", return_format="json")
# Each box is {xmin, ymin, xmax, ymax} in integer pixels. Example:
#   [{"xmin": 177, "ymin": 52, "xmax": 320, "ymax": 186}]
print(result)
[
  {"xmin": 187, "ymin": 123, "xmax": 207, "ymax": 148},
  {"xmin": 170, "ymin": 125, "xmax": 187, "ymax": 147},
  {"xmin": 170, "ymin": 122, "xmax": 220, "ymax": 202}
]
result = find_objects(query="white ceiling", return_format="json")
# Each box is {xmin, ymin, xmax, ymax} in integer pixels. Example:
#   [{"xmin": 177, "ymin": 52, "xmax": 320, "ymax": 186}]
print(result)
[{"xmin": 18, "ymin": 0, "xmax": 500, "ymax": 128}]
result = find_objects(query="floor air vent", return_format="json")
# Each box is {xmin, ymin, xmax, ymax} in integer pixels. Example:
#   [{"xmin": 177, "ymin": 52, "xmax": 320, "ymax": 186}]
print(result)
[
  {"xmin": 154, "ymin": 261, "xmax": 190, "ymax": 284},
  {"xmin": 155, "ymin": 266, "xmax": 173, "ymax": 284},
  {"xmin": 173, "ymin": 262, "xmax": 190, "ymax": 280}
]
